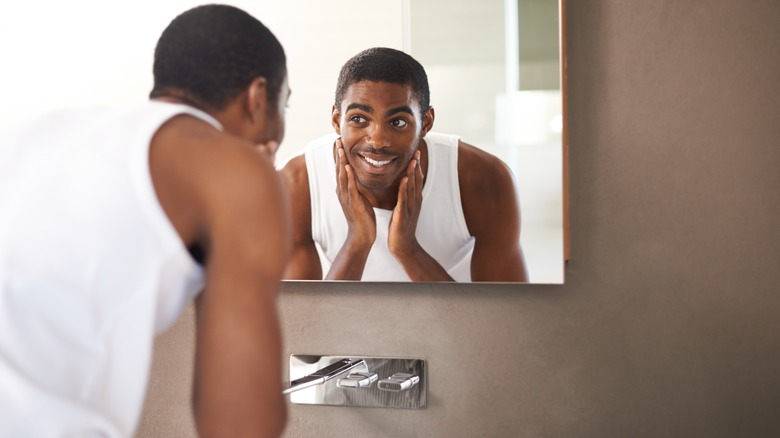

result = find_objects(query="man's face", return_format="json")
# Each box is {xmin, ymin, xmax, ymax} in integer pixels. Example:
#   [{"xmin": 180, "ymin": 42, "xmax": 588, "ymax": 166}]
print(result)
[{"xmin": 333, "ymin": 80, "xmax": 431, "ymax": 191}]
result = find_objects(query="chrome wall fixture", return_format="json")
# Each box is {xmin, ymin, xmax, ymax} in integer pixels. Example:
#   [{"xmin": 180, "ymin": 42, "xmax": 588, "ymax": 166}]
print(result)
[{"xmin": 283, "ymin": 355, "xmax": 427, "ymax": 409}]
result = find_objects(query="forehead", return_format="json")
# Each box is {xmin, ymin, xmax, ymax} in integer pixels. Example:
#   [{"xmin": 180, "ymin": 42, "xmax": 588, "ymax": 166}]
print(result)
[{"xmin": 341, "ymin": 80, "xmax": 420, "ymax": 111}]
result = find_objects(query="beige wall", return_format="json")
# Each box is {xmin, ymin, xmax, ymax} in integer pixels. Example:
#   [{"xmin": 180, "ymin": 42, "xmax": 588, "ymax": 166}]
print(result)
[{"xmin": 138, "ymin": 1, "xmax": 780, "ymax": 436}]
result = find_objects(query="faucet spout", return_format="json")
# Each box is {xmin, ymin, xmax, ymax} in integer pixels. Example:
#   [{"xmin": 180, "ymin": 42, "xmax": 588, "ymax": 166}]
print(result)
[{"xmin": 282, "ymin": 358, "xmax": 367, "ymax": 395}]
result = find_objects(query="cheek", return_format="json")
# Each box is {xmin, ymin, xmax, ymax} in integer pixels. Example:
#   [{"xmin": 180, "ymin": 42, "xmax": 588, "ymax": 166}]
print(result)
[
  {"xmin": 339, "ymin": 129, "xmax": 359, "ymax": 145},
  {"xmin": 275, "ymin": 121, "xmax": 286, "ymax": 145},
  {"xmin": 257, "ymin": 116, "xmax": 285, "ymax": 143},
  {"xmin": 341, "ymin": 140, "xmax": 361, "ymax": 163},
  {"xmin": 272, "ymin": 113, "xmax": 285, "ymax": 139}
]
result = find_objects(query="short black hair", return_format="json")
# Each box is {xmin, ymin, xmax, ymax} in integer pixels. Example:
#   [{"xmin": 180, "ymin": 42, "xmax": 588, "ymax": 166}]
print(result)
[
  {"xmin": 150, "ymin": 4, "xmax": 286, "ymax": 111},
  {"xmin": 334, "ymin": 47, "xmax": 430, "ymax": 117}
]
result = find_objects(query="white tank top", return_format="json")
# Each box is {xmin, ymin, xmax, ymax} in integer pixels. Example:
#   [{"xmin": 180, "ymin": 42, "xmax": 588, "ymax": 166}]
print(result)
[
  {"xmin": 0, "ymin": 101, "xmax": 219, "ymax": 437},
  {"xmin": 304, "ymin": 131, "xmax": 475, "ymax": 282}
]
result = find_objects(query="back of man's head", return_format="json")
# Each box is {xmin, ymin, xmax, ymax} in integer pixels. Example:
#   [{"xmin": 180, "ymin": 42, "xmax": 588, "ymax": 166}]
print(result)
[
  {"xmin": 150, "ymin": 4, "xmax": 286, "ymax": 112},
  {"xmin": 334, "ymin": 47, "xmax": 430, "ymax": 116}
]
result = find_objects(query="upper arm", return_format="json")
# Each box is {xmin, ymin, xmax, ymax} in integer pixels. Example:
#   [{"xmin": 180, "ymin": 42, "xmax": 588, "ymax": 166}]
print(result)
[
  {"xmin": 151, "ymin": 116, "xmax": 289, "ymax": 436},
  {"xmin": 279, "ymin": 155, "xmax": 323, "ymax": 280},
  {"xmin": 459, "ymin": 142, "xmax": 529, "ymax": 282},
  {"xmin": 204, "ymin": 145, "xmax": 290, "ymax": 437}
]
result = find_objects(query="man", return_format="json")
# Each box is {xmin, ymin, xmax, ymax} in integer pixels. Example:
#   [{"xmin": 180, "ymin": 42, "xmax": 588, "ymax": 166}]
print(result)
[
  {"xmin": 281, "ymin": 47, "xmax": 528, "ymax": 282},
  {"xmin": 1, "ymin": 5, "xmax": 289, "ymax": 437}
]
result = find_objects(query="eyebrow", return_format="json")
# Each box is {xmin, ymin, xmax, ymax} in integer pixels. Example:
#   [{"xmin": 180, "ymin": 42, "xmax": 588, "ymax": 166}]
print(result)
[
  {"xmin": 345, "ymin": 103, "xmax": 414, "ymax": 118},
  {"xmin": 384, "ymin": 106, "xmax": 415, "ymax": 118},
  {"xmin": 346, "ymin": 103, "xmax": 372, "ymax": 113}
]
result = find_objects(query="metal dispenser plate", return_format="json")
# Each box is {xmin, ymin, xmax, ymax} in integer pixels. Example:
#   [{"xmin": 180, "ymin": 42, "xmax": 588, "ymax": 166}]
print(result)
[{"xmin": 288, "ymin": 355, "xmax": 426, "ymax": 409}]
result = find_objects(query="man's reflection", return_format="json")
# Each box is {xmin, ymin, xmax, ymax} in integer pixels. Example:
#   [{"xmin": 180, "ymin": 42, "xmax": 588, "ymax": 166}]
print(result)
[{"xmin": 281, "ymin": 47, "xmax": 528, "ymax": 282}]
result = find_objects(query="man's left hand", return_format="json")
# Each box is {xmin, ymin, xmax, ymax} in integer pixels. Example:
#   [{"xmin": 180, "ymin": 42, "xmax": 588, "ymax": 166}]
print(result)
[{"xmin": 388, "ymin": 150, "xmax": 424, "ymax": 257}]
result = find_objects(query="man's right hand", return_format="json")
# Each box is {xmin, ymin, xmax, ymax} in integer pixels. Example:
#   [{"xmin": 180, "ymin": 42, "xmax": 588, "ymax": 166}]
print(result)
[
  {"xmin": 322, "ymin": 138, "xmax": 377, "ymax": 280},
  {"xmin": 335, "ymin": 138, "xmax": 376, "ymax": 248}
]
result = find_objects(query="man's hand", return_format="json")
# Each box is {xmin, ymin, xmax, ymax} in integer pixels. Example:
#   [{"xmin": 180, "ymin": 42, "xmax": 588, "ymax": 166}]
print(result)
[
  {"xmin": 335, "ymin": 138, "xmax": 376, "ymax": 247},
  {"xmin": 386, "ymin": 149, "xmax": 454, "ymax": 281},
  {"xmin": 254, "ymin": 140, "xmax": 280, "ymax": 164},
  {"xmin": 324, "ymin": 138, "xmax": 377, "ymax": 280},
  {"xmin": 388, "ymin": 150, "xmax": 423, "ymax": 257}
]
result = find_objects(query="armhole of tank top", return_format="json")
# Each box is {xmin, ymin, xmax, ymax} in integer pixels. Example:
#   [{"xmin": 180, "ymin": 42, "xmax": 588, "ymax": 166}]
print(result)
[
  {"xmin": 421, "ymin": 135, "xmax": 435, "ymax": 200},
  {"xmin": 307, "ymin": 134, "xmax": 340, "ymax": 245},
  {"xmin": 449, "ymin": 136, "xmax": 472, "ymax": 241},
  {"xmin": 131, "ymin": 105, "xmax": 218, "ymax": 266}
]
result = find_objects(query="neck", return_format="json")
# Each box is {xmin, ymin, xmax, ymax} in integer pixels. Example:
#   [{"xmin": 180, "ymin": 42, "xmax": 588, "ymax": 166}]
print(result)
[
  {"xmin": 151, "ymin": 91, "xmax": 209, "ymax": 112},
  {"xmin": 152, "ymin": 95, "xmax": 237, "ymax": 131},
  {"xmin": 362, "ymin": 185, "xmax": 402, "ymax": 211}
]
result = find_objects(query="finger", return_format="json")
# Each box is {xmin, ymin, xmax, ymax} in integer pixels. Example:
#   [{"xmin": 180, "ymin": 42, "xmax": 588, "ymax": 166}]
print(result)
[
  {"xmin": 335, "ymin": 138, "xmax": 345, "ymax": 178},
  {"xmin": 407, "ymin": 163, "xmax": 416, "ymax": 210},
  {"xmin": 346, "ymin": 163, "xmax": 363, "ymax": 197},
  {"xmin": 415, "ymin": 150, "xmax": 424, "ymax": 202},
  {"xmin": 405, "ymin": 156, "xmax": 418, "ymax": 209},
  {"xmin": 256, "ymin": 140, "xmax": 279, "ymax": 162},
  {"xmin": 334, "ymin": 137, "xmax": 343, "ymax": 173},
  {"xmin": 336, "ymin": 146, "xmax": 348, "ymax": 196},
  {"xmin": 255, "ymin": 141, "xmax": 273, "ymax": 154},
  {"xmin": 396, "ymin": 176, "xmax": 409, "ymax": 216}
]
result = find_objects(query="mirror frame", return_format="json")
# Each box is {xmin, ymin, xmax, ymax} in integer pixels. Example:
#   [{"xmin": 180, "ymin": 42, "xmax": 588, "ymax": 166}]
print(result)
[{"xmin": 561, "ymin": 0, "xmax": 570, "ymax": 263}]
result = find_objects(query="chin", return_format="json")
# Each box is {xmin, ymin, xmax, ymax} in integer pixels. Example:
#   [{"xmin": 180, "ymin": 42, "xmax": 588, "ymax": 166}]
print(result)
[{"xmin": 355, "ymin": 173, "xmax": 394, "ymax": 190}]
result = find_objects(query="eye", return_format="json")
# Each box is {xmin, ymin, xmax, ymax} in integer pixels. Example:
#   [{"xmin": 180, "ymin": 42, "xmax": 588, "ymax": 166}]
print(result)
[
  {"xmin": 390, "ymin": 119, "xmax": 408, "ymax": 128},
  {"xmin": 349, "ymin": 115, "xmax": 367, "ymax": 124}
]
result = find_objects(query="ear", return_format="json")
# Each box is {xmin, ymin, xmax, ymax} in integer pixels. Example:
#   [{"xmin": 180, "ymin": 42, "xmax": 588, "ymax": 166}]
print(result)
[
  {"xmin": 420, "ymin": 106, "xmax": 435, "ymax": 137},
  {"xmin": 331, "ymin": 104, "xmax": 341, "ymax": 135},
  {"xmin": 246, "ymin": 76, "xmax": 268, "ymax": 124}
]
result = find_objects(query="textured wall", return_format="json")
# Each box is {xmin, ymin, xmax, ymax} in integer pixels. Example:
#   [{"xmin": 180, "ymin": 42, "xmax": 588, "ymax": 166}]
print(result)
[{"xmin": 138, "ymin": 1, "xmax": 780, "ymax": 436}]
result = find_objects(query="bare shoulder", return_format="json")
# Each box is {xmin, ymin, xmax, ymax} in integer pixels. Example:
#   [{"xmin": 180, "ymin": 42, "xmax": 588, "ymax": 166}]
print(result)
[
  {"xmin": 279, "ymin": 154, "xmax": 310, "ymax": 197},
  {"xmin": 167, "ymin": 115, "xmax": 280, "ymax": 193},
  {"xmin": 457, "ymin": 140, "xmax": 517, "ymax": 198},
  {"xmin": 151, "ymin": 115, "xmax": 285, "ymax": 248},
  {"xmin": 456, "ymin": 140, "xmax": 520, "ymax": 237},
  {"xmin": 279, "ymin": 154, "xmax": 312, "ymax": 220},
  {"xmin": 279, "ymin": 153, "xmax": 315, "ymax": 246}
]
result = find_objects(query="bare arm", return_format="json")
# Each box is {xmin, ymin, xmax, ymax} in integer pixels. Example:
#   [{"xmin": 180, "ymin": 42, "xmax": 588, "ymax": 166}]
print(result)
[
  {"xmin": 459, "ymin": 142, "xmax": 529, "ymax": 282},
  {"xmin": 195, "ymin": 144, "xmax": 290, "ymax": 437},
  {"xmin": 151, "ymin": 116, "xmax": 290, "ymax": 437},
  {"xmin": 280, "ymin": 155, "xmax": 323, "ymax": 280}
]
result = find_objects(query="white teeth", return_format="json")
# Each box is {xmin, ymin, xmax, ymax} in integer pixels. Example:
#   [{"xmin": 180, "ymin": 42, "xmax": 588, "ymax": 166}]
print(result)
[{"xmin": 363, "ymin": 156, "xmax": 392, "ymax": 167}]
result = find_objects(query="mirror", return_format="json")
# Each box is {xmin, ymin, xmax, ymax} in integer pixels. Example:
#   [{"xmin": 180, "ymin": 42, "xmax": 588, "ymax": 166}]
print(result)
[
  {"xmin": 0, "ymin": 0, "xmax": 563, "ymax": 284},
  {"xmin": 272, "ymin": 0, "xmax": 565, "ymax": 284}
]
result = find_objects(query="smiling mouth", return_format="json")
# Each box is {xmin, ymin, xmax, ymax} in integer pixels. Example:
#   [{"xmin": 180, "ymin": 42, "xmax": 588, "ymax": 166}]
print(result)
[{"xmin": 359, "ymin": 154, "xmax": 395, "ymax": 168}]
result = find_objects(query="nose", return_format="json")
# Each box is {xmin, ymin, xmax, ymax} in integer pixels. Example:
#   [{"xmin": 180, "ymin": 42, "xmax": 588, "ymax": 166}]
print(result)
[{"xmin": 365, "ymin": 124, "xmax": 390, "ymax": 149}]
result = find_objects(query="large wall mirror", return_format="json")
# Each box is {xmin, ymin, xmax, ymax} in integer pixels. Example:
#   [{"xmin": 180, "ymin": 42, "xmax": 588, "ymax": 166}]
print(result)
[
  {"xmin": 0, "ymin": 0, "xmax": 564, "ymax": 284},
  {"xmin": 272, "ymin": 0, "xmax": 565, "ymax": 284}
]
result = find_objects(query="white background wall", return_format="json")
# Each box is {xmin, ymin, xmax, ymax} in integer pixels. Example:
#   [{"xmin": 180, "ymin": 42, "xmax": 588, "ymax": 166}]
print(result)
[{"xmin": 0, "ymin": 0, "xmax": 404, "ymax": 165}]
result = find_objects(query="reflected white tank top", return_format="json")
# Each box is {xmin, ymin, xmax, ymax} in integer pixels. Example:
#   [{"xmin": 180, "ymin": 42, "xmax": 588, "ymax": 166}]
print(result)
[
  {"xmin": 304, "ymin": 132, "xmax": 475, "ymax": 282},
  {"xmin": 0, "ymin": 101, "xmax": 219, "ymax": 437}
]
